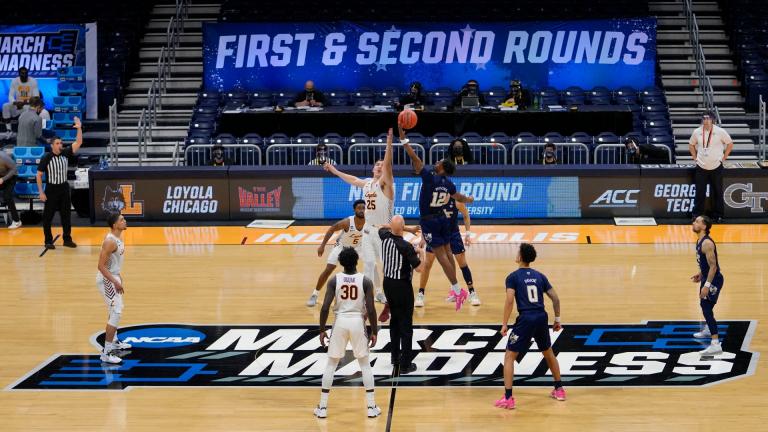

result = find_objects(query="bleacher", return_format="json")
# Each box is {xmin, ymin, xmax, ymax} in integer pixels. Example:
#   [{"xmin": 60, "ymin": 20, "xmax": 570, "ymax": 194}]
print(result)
[{"xmin": 721, "ymin": 0, "xmax": 768, "ymax": 111}]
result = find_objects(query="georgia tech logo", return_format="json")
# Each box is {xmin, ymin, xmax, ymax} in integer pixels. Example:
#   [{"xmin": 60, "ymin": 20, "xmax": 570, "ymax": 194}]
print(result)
[
  {"xmin": 590, "ymin": 189, "xmax": 640, "ymax": 208},
  {"xmin": 101, "ymin": 184, "xmax": 144, "ymax": 216},
  {"xmin": 724, "ymin": 183, "xmax": 768, "ymax": 213}
]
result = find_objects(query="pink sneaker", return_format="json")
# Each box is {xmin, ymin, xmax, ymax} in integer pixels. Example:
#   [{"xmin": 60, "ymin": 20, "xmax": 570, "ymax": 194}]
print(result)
[
  {"xmin": 454, "ymin": 288, "xmax": 468, "ymax": 311},
  {"xmin": 550, "ymin": 387, "xmax": 566, "ymax": 401},
  {"xmin": 445, "ymin": 290, "xmax": 457, "ymax": 302},
  {"xmin": 494, "ymin": 395, "xmax": 516, "ymax": 409}
]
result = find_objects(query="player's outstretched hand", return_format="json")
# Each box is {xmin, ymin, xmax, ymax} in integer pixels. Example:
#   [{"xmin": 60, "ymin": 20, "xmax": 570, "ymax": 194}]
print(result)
[
  {"xmin": 73, "ymin": 116, "xmax": 82, "ymax": 129},
  {"xmin": 553, "ymin": 322, "xmax": 563, "ymax": 332},
  {"xmin": 499, "ymin": 324, "xmax": 508, "ymax": 336},
  {"xmin": 319, "ymin": 330, "xmax": 329, "ymax": 347},
  {"xmin": 691, "ymin": 273, "xmax": 702, "ymax": 283},
  {"xmin": 323, "ymin": 162, "xmax": 336, "ymax": 173},
  {"xmin": 369, "ymin": 333, "xmax": 377, "ymax": 348},
  {"xmin": 398, "ymin": 125, "xmax": 406, "ymax": 141},
  {"xmin": 467, "ymin": 195, "xmax": 475, "ymax": 204},
  {"xmin": 387, "ymin": 127, "xmax": 393, "ymax": 142}
]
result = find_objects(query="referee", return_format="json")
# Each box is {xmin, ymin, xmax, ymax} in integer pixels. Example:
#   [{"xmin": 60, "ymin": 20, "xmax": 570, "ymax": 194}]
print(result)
[
  {"xmin": 36, "ymin": 116, "xmax": 83, "ymax": 249},
  {"xmin": 378, "ymin": 215, "xmax": 425, "ymax": 374}
]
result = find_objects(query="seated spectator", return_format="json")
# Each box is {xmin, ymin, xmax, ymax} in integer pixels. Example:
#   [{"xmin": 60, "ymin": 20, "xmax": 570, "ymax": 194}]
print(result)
[
  {"xmin": 17, "ymin": 98, "xmax": 44, "ymax": 147},
  {"xmin": 0, "ymin": 149, "xmax": 21, "ymax": 229},
  {"xmin": 625, "ymin": 137, "xmax": 670, "ymax": 164},
  {"xmin": 210, "ymin": 143, "xmax": 232, "ymax": 166},
  {"xmin": 539, "ymin": 143, "xmax": 558, "ymax": 165},
  {"xmin": 397, "ymin": 81, "xmax": 427, "ymax": 108},
  {"xmin": 503, "ymin": 79, "xmax": 531, "ymax": 110},
  {"xmin": 293, "ymin": 80, "xmax": 326, "ymax": 107},
  {"xmin": 308, "ymin": 143, "xmax": 336, "ymax": 165},
  {"xmin": 3, "ymin": 67, "xmax": 40, "ymax": 137},
  {"xmin": 454, "ymin": 79, "xmax": 486, "ymax": 107},
  {"xmin": 448, "ymin": 138, "xmax": 472, "ymax": 165}
]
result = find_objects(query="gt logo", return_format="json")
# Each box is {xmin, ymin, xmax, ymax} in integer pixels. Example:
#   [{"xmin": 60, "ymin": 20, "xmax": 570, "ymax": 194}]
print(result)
[
  {"xmin": 724, "ymin": 183, "xmax": 768, "ymax": 213},
  {"xmin": 591, "ymin": 189, "xmax": 640, "ymax": 207}
]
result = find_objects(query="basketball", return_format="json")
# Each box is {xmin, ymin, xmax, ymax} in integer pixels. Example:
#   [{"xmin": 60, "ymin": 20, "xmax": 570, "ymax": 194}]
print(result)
[{"xmin": 398, "ymin": 109, "xmax": 418, "ymax": 129}]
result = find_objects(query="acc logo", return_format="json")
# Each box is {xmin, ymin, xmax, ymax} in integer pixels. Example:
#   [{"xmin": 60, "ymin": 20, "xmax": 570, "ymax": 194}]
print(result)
[
  {"xmin": 591, "ymin": 189, "xmax": 639, "ymax": 208},
  {"xmin": 101, "ymin": 184, "xmax": 144, "ymax": 216},
  {"xmin": 118, "ymin": 327, "xmax": 206, "ymax": 348},
  {"xmin": 724, "ymin": 183, "xmax": 768, "ymax": 213}
]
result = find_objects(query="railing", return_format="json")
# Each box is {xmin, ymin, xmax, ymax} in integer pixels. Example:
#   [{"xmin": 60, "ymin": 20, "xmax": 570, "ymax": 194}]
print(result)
[
  {"xmin": 428, "ymin": 142, "xmax": 507, "ymax": 165},
  {"xmin": 593, "ymin": 144, "xmax": 673, "ymax": 164},
  {"xmin": 266, "ymin": 143, "xmax": 344, "ymax": 166},
  {"xmin": 185, "ymin": 144, "xmax": 263, "ymax": 166},
  {"xmin": 511, "ymin": 143, "xmax": 590, "ymax": 164},
  {"xmin": 136, "ymin": 108, "xmax": 150, "ymax": 166},
  {"xmin": 684, "ymin": 0, "xmax": 722, "ymax": 124},
  {"xmin": 347, "ymin": 143, "xmax": 426, "ymax": 166},
  {"xmin": 108, "ymin": 98, "xmax": 119, "ymax": 166},
  {"xmin": 172, "ymin": 141, "xmax": 182, "ymax": 166},
  {"xmin": 760, "ymin": 95, "xmax": 766, "ymax": 160}
]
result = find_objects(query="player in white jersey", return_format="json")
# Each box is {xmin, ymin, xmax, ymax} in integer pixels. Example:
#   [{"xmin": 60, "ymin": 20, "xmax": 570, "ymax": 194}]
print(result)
[
  {"xmin": 315, "ymin": 247, "xmax": 380, "ymax": 419},
  {"xmin": 96, "ymin": 213, "xmax": 130, "ymax": 364},
  {"xmin": 307, "ymin": 200, "xmax": 366, "ymax": 306},
  {"xmin": 324, "ymin": 128, "xmax": 396, "ymax": 303}
]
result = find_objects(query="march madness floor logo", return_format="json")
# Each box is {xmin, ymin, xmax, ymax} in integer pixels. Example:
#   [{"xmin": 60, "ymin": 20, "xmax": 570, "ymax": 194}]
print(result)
[{"xmin": 8, "ymin": 321, "xmax": 758, "ymax": 391}]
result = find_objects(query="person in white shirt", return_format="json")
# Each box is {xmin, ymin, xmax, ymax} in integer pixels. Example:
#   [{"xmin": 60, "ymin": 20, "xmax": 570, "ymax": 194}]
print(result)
[
  {"xmin": 3, "ymin": 67, "xmax": 40, "ymax": 135},
  {"xmin": 688, "ymin": 111, "xmax": 733, "ymax": 223}
]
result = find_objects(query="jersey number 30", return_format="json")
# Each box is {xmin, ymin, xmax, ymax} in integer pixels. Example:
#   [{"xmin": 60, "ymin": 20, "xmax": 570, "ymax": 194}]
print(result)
[
  {"xmin": 430, "ymin": 191, "xmax": 450, "ymax": 207},
  {"xmin": 340, "ymin": 284, "xmax": 358, "ymax": 300}
]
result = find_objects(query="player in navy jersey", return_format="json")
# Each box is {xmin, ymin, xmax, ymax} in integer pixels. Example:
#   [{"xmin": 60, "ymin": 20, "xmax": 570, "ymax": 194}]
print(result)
[
  {"xmin": 691, "ymin": 215, "xmax": 724, "ymax": 357},
  {"xmin": 401, "ymin": 127, "xmax": 475, "ymax": 310},
  {"xmin": 496, "ymin": 243, "xmax": 565, "ymax": 409},
  {"xmin": 416, "ymin": 197, "xmax": 481, "ymax": 307}
]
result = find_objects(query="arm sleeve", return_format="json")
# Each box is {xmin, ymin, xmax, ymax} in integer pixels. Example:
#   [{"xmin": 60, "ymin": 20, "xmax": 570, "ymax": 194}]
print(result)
[
  {"xmin": 541, "ymin": 275, "xmax": 553, "ymax": 292},
  {"xmin": 37, "ymin": 153, "xmax": 51, "ymax": 173},
  {"xmin": 403, "ymin": 242, "xmax": 421, "ymax": 268},
  {"xmin": 720, "ymin": 128, "xmax": 733, "ymax": 144},
  {"xmin": 378, "ymin": 228, "xmax": 390, "ymax": 240},
  {"xmin": 447, "ymin": 179, "xmax": 457, "ymax": 195},
  {"xmin": 505, "ymin": 273, "xmax": 515, "ymax": 290}
]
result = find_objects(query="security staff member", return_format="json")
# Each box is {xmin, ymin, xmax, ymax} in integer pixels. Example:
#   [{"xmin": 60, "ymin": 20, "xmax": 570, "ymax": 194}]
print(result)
[
  {"xmin": 688, "ymin": 111, "xmax": 733, "ymax": 223},
  {"xmin": 378, "ymin": 215, "xmax": 425, "ymax": 374},
  {"xmin": 36, "ymin": 116, "xmax": 83, "ymax": 249}
]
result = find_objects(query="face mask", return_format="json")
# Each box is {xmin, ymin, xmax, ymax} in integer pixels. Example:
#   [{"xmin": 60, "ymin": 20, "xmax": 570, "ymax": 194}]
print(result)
[
  {"xmin": 626, "ymin": 146, "xmax": 637, "ymax": 155},
  {"xmin": 451, "ymin": 146, "xmax": 464, "ymax": 157},
  {"xmin": 545, "ymin": 150, "xmax": 554, "ymax": 158}
]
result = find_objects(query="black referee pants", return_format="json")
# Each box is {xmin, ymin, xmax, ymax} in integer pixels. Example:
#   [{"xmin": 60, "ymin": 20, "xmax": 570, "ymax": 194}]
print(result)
[
  {"xmin": 693, "ymin": 165, "xmax": 724, "ymax": 219},
  {"xmin": 43, "ymin": 183, "xmax": 72, "ymax": 244},
  {"xmin": 383, "ymin": 277, "xmax": 415, "ymax": 367}
]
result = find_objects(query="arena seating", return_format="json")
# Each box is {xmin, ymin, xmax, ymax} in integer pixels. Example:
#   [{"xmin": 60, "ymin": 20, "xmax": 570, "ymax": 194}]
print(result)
[{"xmin": 721, "ymin": 0, "xmax": 768, "ymax": 111}]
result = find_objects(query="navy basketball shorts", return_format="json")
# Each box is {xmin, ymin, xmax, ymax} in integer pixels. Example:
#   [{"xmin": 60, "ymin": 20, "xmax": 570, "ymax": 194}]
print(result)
[
  {"xmin": 426, "ymin": 229, "xmax": 465, "ymax": 255},
  {"xmin": 420, "ymin": 217, "xmax": 452, "ymax": 249},
  {"xmin": 700, "ymin": 273, "xmax": 725, "ymax": 304},
  {"xmin": 506, "ymin": 310, "xmax": 552, "ymax": 354}
]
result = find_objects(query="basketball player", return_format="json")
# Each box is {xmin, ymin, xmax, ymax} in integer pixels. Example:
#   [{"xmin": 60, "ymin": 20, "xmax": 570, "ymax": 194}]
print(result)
[
  {"xmin": 96, "ymin": 212, "xmax": 131, "ymax": 364},
  {"xmin": 324, "ymin": 128, "xmax": 396, "ymax": 303},
  {"xmin": 497, "ymin": 243, "xmax": 565, "ymax": 409},
  {"xmin": 401, "ymin": 127, "xmax": 474, "ymax": 310},
  {"xmin": 307, "ymin": 200, "xmax": 366, "ymax": 306},
  {"xmin": 691, "ymin": 215, "xmax": 724, "ymax": 356},
  {"xmin": 315, "ymin": 247, "xmax": 380, "ymax": 419},
  {"xmin": 416, "ymin": 197, "xmax": 481, "ymax": 307}
]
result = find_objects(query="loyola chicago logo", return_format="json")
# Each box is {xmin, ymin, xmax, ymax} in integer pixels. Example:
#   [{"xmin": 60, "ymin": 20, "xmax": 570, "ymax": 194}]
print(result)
[
  {"xmin": 118, "ymin": 327, "xmax": 205, "ymax": 348},
  {"xmin": 8, "ymin": 322, "xmax": 758, "ymax": 390}
]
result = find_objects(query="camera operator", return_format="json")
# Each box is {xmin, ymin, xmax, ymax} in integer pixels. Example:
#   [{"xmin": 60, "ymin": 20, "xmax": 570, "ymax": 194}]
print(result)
[{"xmin": 625, "ymin": 137, "xmax": 670, "ymax": 164}]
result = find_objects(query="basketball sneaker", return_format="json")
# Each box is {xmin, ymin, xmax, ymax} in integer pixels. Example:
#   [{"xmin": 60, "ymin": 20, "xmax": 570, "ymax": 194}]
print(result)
[
  {"xmin": 494, "ymin": 396, "xmax": 516, "ymax": 409},
  {"xmin": 306, "ymin": 293, "xmax": 318, "ymax": 307},
  {"xmin": 699, "ymin": 343, "xmax": 723, "ymax": 357},
  {"xmin": 469, "ymin": 291, "xmax": 481, "ymax": 306},
  {"xmin": 100, "ymin": 352, "xmax": 122, "ymax": 364},
  {"xmin": 375, "ymin": 292, "xmax": 387, "ymax": 303},
  {"xmin": 8, "ymin": 221, "xmax": 22, "ymax": 229},
  {"xmin": 367, "ymin": 405, "xmax": 382, "ymax": 418},
  {"xmin": 551, "ymin": 387, "xmax": 567, "ymax": 401},
  {"xmin": 693, "ymin": 329, "xmax": 711, "ymax": 338},
  {"xmin": 112, "ymin": 339, "xmax": 132, "ymax": 350},
  {"xmin": 313, "ymin": 405, "xmax": 327, "ymax": 419},
  {"xmin": 445, "ymin": 291, "xmax": 457, "ymax": 302},
  {"xmin": 454, "ymin": 288, "xmax": 468, "ymax": 311},
  {"xmin": 415, "ymin": 292, "xmax": 425, "ymax": 307}
]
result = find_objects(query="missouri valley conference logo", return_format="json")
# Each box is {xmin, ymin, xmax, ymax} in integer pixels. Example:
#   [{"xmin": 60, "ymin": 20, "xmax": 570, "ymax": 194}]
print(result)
[{"xmin": 9, "ymin": 321, "xmax": 757, "ymax": 391}]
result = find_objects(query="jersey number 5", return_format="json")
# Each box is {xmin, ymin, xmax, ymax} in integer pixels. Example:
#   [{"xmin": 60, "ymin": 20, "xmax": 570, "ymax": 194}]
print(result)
[
  {"xmin": 340, "ymin": 284, "xmax": 359, "ymax": 300},
  {"xmin": 430, "ymin": 191, "xmax": 450, "ymax": 207},
  {"xmin": 526, "ymin": 284, "xmax": 539, "ymax": 303}
]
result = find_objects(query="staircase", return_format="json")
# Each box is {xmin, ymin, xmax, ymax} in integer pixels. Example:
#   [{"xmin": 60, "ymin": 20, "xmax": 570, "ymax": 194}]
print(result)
[
  {"xmin": 650, "ymin": 0, "xmax": 757, "ymax": 161},
  {"xmin": 114, "ymin": 2, "xmax": 219, "ymax": 166}
]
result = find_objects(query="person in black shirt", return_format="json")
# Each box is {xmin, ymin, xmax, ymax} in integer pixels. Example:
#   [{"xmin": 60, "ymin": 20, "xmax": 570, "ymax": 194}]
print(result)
[
  {"xmin": 0, "ymin": 150, "xmax": 21, "ymax": 228},
  {"xmin": 539, "ymin": 143, "xmax": 558, "ymax": 165},
  {"xmin": 454, "ymin": 79, "xmax": 486, "ymax": 107},
  {"xmin": 293, "ymin": 80, "xmax": 326, "ymax": 107},
  {"xmin": 503, "ymin": 79, "xmax": 531, "ymax": 110},
  {"xmin": 625, "ymin": 137, "xmax": 670, "ymax": 164},
  {"xmin": 378, "ymin": 215, "xmax": 425, "ymax": 374},
  {"xmin": 397, "ymin": 81, "xmax": 427, "ymax": 108},
  {"xmin": 448, "ymin": 138, "xmax": 472, "ymax": 165},
  {"xmin": 210, "ymin": 144, "xmax": 232, "ymax": 167},
  {"xmin": 36, "ymin": 116, "xmax": 82, "ymax": 249}
]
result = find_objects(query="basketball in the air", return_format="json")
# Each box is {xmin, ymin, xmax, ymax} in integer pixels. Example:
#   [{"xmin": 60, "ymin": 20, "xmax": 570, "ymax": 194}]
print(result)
[{"xmin": 398, "ymin": 109, "xmax": 418, "ymax": 129}]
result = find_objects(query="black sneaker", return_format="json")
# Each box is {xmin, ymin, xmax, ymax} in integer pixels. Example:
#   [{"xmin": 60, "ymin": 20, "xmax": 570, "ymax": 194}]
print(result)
[
  {"xmin": 44, "ymin": 243, "xmax": 55, "ymax": 250},
  {"xmin": 62, "ymin": 240, "xmax": 77, "ymax": 248},
  {"xmin": 715, "ymin": 217, "xmax": 724, "ymax": 224},
  {"xmin": 401, "ymin": 363, "xmax": 418, "ymax": 374}
]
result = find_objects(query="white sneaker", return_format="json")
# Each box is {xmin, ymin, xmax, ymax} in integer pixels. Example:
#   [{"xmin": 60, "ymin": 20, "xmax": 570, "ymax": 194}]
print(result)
[
  {"xmin": 306, "ymin": 293, "xmax": 318, "ymax": 307},
  {"xmin": 469, "ymin": 291, "xmax": 481, "ymax": 306},
  {"xmin": 367, "ymin": 405, "xmax": 382, "ymax": 418},
  {"xmin": 112, "ymin": 339, "xmax": 132, "ymax": 350},
  {"xmin": 100, "ymin": 352, "xmax": 122, "ymax": 364},
  {"xmin": 699, "ymin": 343, "xmax": 723, "ymax": 357},
  {"xmin": 375, "ymin": 292, "xmax": 387, "ymax": 303},
  {"xmin": 415, "ymin": 292, "xmax": 425, "ymax": 307},
  {"xmin": 313, "ymin": 405, "xmax": 327, "ymax": 418},
  {"xmin": 8, "ymin": 220, "xmax": 21, "ymax": 229},
  {"xmin": 693, "ymin": 329, "xmax": 711, "ymax": 338}
]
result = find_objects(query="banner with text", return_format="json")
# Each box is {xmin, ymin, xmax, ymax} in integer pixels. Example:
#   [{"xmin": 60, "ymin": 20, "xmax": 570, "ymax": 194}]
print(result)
[{"xmin": 203, "ymin": 18, "xmax": 656, "ymax": 93}]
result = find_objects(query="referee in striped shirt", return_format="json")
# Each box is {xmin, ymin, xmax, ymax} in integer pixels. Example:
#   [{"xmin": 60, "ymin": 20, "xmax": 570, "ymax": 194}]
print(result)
[
  {"xmin": 36, "ymin": 116, "xmax": 83, "ymax": 249},
  {"xmin": 378, "ymin": 215, "xmax": 425, "ymax": 374}
]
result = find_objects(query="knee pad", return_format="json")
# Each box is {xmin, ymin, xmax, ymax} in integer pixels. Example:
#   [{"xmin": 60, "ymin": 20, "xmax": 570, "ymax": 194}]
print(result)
[{"xmin": 108, "ymin": 309, "xmax": 121, "ymax": 328}]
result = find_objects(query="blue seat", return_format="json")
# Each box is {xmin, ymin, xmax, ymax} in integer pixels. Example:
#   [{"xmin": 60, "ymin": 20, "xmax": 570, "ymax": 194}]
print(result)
[
  {"xmin": 321, "ymin": 133, "xmax": 346, "ymax": 146},
  {"xmin": 267, "ymin": 133, "xmax": 291, "ymax": 145},
  {"xmin": 57, "ymin": 66, "xmax": 85, "ymax": 82},
  {"xmin": 430, "ymin": 96, "xmax": 453, "ymax": 108},
  {"xmin": 52, "ymin": 112, "xmax": 77, "ymax": 126},
  {"xmin": 542, "ymin": 132, "xmax": 565, "ymax": 144},
  {"xmin": 486, "ymin": 132, "xmax": 512, "ymax": 145},
  {"xmin": 568, "ymin": 132, "xmax": 593, "ymax": 146},
  {"xmin": 272, "ymin": 91, "xmax": 295, "ymax": 107},
  {"xmin": 294, "ymin": 133, "xmax": 318, "ymax": 144},
  {"xmin": 373, "ymin": 133, "xmax": 389, "ymax": 143},
  {"xmin": 595, "ymin": 132, "xmax": 620, "ymax": 144},
  {"xmin": 378, "ymin": 88, "xmax": 399, "ymax": 102},
  {"xmin": 514, "ymin": 132, "xmax": 539, "ymax": 144},
  {"xmin": 58, "ymin": 81, "xmax": 87, "ymax": 96},
  {"xmin": 15, "ymin": 165, "xmax": 38, "ymax": 179},
  {"xmin": 347, "ymin": 133, "xmax": 370, "ymax": 145},
  {"xmin": 13, "ymin": 146, "xmax": 45, "ymax": 165},
  {"xmin": 615, "ymin": 86, "xmax": 638, "ymax": 102},
  {"xmin": 352, "ymin": 97, "xmax": 375, "ymax": 107},
  {"xmin": 214, "ymin": 133, "xmax": 237, "ymax": 144},
  {"xmin": 460, "ymin": 132, "xmax": 484, "ymax": 143},
  {"xmin": 429, "ymin": 132, "xmax": 455, "ymax": 145},
  {"xmin": 14, "ymin": 182, "xmax": 44, "ymax": 199},
  {"xmin": 405, "ymin": 132, "xmax": 428, "ymax": 146},
  {"xmin": 186, "ymin": 134, "xmax": 211, "ymax": 145},
  {"xmin": 54, "ymin": 129, "xmax": 78, "ymax": 141},
  {"xmin": 589, "ymin": 95, "xmax": 612, "ymax": 105},
  {"xmin": 562, "ymin": 86, "xmax": 586, "ymax": 105},
  {"xmin": 241, "ymin": 133, "xmax": 264, "ymax": 146},
  {"xmin": 249, "ymin": 90, "xmax": 273, "ymax": 108},
  {"xmin": 327, "ymin": 91, "xmax": 350, "ymax": 107}
]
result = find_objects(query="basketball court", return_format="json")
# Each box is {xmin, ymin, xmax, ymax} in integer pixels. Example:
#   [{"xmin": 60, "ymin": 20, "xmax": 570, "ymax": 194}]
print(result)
[{"xmin": 1, "ymin": 223, "xmax": 764, "ymax": 431}]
